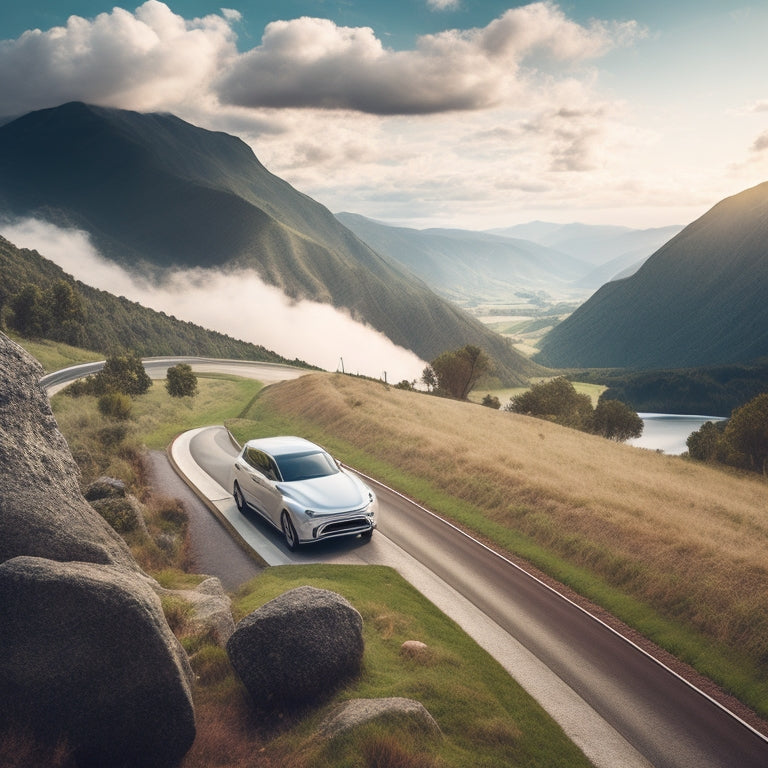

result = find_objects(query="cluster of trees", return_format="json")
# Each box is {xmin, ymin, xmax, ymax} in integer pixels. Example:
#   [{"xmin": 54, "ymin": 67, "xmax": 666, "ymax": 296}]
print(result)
[
  {"xmin": 507, "ymin": 377, "xmax": 644, "ymax": 442},
  {"xmin": 581, "ymin": 363, "xmax": 768, "ymax": 417},
  {"xmin": 687, "ymin": 392, "xmax": 768, "ymax": 474},
  {"xmin": 67, "ymin": 354, "xmax": 197, "ymax": 419},
  {"xmin": 420, "ymin": 347, "xmax": 642, "ymax": 443},
  {"xmin": 3, "ymin": 280, "xmax": 86, "ymax": 346}
]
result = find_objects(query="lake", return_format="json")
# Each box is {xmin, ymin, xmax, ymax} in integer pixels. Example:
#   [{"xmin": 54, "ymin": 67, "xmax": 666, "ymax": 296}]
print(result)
[{"xmin": 628, "ymin": 414, "xmax": 727, "ymax": 455}]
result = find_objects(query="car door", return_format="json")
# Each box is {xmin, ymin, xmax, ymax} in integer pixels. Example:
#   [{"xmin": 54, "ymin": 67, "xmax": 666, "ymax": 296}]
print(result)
[{"xmin": 240, "ymin": 448, "xmax": 283, "ymax": 525}]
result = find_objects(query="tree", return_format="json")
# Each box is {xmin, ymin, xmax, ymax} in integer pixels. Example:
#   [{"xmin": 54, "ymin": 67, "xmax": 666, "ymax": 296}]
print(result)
[
  {"xmin": 591, "ymin": 398, "xmax": 643, "ymax": 442},
  {"xmin": 46, "ymin": 280, "xmax": 85, "ymax": 346},
  {"xmin": 95, "ymin": 353, "xmax": 152, "ymax": 396},
  {"xmin": 481, "ymin": 394, "xmax": 501, "ymax": 409},
  {"xmin": 723, "ymin": 393, "xmax": 768, "ymax": 473},
  {"xmin": 430, "ymin": 345, "xmax": 493, "ymax": 400},
  {"xmin": 686, "ymin": 420, "xmax": 728, "ymax": 462},
  {"xmin": 166, "ymin": 363, "xmax": 198, "ymax": 398},
  {"xmin": 508, "ymin": 377, "xmax": 592, "ymax": 430},
  {"xmin": 9, "ymin": 284, "xmax": 47, "ymax": 337},
  {"xmin": 421, "ymin": 366, "xmax": 437, "ymax": 393}
]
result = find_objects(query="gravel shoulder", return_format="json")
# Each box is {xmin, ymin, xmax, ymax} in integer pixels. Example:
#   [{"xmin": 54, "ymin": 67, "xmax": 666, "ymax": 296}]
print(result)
[{"xmin": 144, "ymin": 449, "xmax": 263, "ymax": 591}]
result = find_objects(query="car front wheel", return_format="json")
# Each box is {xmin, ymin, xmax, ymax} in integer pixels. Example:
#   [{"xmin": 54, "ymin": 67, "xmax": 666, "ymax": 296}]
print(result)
[
  {"xmin": 233, "ymin": 482, "xmax": 246, "ymax": 513},
  {"xmin": 281, "ymin": 511, "xmax": 299, "ymax": 551}
]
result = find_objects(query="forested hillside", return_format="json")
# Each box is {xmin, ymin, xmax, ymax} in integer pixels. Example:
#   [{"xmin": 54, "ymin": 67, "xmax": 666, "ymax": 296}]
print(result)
[{"xmin": 0, "ymin": 236, "xmax": 307, "ymax": 365}]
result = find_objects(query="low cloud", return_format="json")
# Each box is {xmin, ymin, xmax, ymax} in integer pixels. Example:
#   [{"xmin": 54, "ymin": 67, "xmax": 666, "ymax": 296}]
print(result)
[
  {"xmin": 752, "ymin": 130, "xmax": 768, "ymax": 153},
  {"xmin": 2, "ymin": 219, "xmax": 426, "ymax": 383}
]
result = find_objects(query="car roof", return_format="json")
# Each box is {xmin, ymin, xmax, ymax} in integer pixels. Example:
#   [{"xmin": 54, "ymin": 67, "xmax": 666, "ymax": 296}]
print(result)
[{"xmin": 242, "ymin": 436, "xmax": 323, "ymax": 458}]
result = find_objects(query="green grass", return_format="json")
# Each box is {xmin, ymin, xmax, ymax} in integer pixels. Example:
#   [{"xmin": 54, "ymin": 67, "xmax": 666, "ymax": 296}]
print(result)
[
  {"xmin": 52, "ymin": 373, "xmax": 264, "ymax": 455},
  {"xmin": 6, "ymin": 331, "xmax": 103, "ymax": 373},
  {"xmin": 228, "ymin": 564, "xmax": 592, "ymax": 768}
]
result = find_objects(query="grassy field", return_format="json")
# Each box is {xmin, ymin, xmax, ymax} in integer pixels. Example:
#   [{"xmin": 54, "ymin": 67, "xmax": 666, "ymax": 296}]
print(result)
[{"xmin": 227, "ymin": 372, "xmax": 768, "ymax": 719}]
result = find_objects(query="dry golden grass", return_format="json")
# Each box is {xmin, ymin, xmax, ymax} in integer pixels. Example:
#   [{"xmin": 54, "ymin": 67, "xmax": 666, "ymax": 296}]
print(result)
[{"xmin": 251, "ymin": 373, "xmax": 768, "ymax": 677}]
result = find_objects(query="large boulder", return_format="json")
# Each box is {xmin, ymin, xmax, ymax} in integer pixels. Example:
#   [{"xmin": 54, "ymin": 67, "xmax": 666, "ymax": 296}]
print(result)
[
  {"xmin": 0, "ymin": 556, "xmax": 196, "ymax": 768},
  {"xmin": 0, "ymin": 334, "xmax": 137, "ymax": 569},
  {"xmin": 227, "ymin": 585, "xmax": 364, "ymax": 709}
]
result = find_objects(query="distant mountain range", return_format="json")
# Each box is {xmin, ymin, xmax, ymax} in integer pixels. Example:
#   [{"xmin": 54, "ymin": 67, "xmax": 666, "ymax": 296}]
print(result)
[
  {"xmin": 337, "ymin": 214, "xmax": 682, "ymax": 304},
  {"xmin": 0, "ymin": 102, "xmax": 541, "ymax": 385},
  {"xmin": 535, "ymin": 181, "xmax": 768, "ymax": 369}
]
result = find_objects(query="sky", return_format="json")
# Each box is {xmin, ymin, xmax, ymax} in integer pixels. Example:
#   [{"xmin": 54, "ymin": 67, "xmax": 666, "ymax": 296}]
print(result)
[
  {"xmin": 2, "ymin": 1, "xmax": 768, "ymax": 231},
  {"xmin": 3, "ymin": 2, "xmax": 768, "ymax": 380}
]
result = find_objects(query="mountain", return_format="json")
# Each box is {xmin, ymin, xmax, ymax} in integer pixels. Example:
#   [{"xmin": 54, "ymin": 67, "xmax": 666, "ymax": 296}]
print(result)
[
  {"xmin": 535, "ymin": 182, "xmax": 768, "ymax": 369},
  {"xmin": 488, "ymin": 221, "xmax": 683, "ymax": 267},
  {"xmin": 0, "ymin": 234, "xmax": 305, "ymax": 365},
  {"xmin": 335, "ymin": 212, "xmax": 589, "ymax": 303},
  {"xmin": 0, "ymin": 102, "xmax": 541, "ymax": 385}
]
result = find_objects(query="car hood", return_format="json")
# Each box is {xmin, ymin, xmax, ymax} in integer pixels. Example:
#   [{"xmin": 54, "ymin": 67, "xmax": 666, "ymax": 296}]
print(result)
[{"xmin": 279, "ymin": 471, "xmax": 370, "ymax": 513}]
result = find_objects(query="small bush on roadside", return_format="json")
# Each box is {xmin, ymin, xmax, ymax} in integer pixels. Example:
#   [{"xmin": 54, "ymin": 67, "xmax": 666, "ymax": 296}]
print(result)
[
  {"xmin": 98, "ymin": 392, "xmax": 132, "ymax": 420},
  {"xmin": 167, "ymin": 364, "xmax": 198, "ymax": 398}
]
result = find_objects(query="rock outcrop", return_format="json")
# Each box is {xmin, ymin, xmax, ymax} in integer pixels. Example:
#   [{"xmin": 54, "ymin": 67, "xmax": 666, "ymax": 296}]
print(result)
[
  {"xmin": 0, "ymin": 556, "xmax": 196, "ymax": 768},
  {"xmin": 226, "ymin": 585, "xmax": 364, "ymax": 709},
  {"xmin": 0, "ymin": 333, "xmax": 196, "ymax": 766},
  {"xmin": 318, "ymin": 697, "xmax": 442, "ymax": 741},
  {"xmin": 0, "ymin": 335, "xmax": 137, "ymax": 569}
]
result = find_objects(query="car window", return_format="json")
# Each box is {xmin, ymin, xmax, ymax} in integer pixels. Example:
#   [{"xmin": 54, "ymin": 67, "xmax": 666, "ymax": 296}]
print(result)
[
  {"xmin": 244, "ymin": 448, "xmax": 279, "ymax": 481},
  {"xmin": 276, "ymin": 451, "xmax": 339, "ymax": 482}
]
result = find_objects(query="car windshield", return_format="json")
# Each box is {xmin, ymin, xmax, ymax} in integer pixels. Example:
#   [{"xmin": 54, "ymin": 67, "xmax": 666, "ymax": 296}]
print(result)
[{"xmin": 275, "ymin": 450, "xmax": 339, "ymax": 482}]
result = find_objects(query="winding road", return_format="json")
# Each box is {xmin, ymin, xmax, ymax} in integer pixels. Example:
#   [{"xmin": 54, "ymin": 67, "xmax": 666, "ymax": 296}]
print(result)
[{"xmin": 44, "ymin": 357, "xmax": 768, "ymax": 768}]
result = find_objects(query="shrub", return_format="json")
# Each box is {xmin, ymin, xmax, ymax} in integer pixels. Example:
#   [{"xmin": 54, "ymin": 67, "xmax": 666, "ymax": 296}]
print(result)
[
  {"xmin": 166, "ymin": 363, "xmax": 198, "ymax": 398},
  {"xmin": 591, "ymin": 398, "xmax": 643, "ymax": 442},
  {"xmin": 481, "ymin": 394, "xmax": 501, "ymax": 409},
  {"xmin": 98, "ymin": 392, "xmax": 132, "ymax": 420}
]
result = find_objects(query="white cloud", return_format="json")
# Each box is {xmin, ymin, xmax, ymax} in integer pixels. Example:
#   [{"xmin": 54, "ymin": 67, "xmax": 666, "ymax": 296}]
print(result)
[
  {"xmin": 1, "ymin": 219, "xmax": 426, "ymax": 382},
  {"xmin": 427, "ymin": 0, "xmax": 461, "ymax": 11},
  {"xmin": 217, "ymin": 4, "xmax": 640, "ymax": 115},
  {"xmin": 0, "ymin": 1, "xmax": 237, "ymax": 115}
]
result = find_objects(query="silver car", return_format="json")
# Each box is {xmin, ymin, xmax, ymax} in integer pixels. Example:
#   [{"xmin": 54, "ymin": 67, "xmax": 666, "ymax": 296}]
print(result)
[{"xmin": 231, "ymin": 436, "xmax": 377, "ymax": 550}]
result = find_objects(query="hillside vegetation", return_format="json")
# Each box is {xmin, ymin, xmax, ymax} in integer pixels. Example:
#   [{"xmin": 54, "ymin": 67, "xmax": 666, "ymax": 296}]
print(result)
[
  {"xmin": 0, "ymin": 102, "xmax": 540, "ymax": 385},
  {"xmin": 536, "ymin": 181, "xmax": 768, "ymax": 369},
  {"xmin": 0, "ymin": 235, "xmax": 304, "ymax": 364},
  {"xmin": 230, "ymin": 373, "xmax": 768, "ymax": 717}
]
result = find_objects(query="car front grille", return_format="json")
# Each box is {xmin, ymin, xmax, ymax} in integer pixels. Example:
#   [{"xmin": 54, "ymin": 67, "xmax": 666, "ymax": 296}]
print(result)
[{"xmin": 315, "ymin": 516, "xmax": 372, "ymax": 538}]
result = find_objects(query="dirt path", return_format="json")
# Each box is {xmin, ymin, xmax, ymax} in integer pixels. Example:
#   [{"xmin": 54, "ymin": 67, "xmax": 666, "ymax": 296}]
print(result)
[{"xmin": 144, "ymin": 450, "xmax": 263, "ymax": 592}]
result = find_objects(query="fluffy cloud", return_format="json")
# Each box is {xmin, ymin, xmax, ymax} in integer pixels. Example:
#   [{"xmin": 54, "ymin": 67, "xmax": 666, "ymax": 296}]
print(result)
[
  {"xmin": 0, "ymin": 1, "xmax": 237, "ymax": 115},
  {"xmin": 0, "ymin": 1, "xmax": 639, "ymax": 118},
  {"xmin": 217, "ymin": 4, "xmax": 640, "ymax": 115}
]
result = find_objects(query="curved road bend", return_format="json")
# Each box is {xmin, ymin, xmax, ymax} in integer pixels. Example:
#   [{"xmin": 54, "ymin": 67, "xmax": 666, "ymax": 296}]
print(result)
[{"xmin": 190, "ymin": 424, "xmax": 768, "ymax": 768}]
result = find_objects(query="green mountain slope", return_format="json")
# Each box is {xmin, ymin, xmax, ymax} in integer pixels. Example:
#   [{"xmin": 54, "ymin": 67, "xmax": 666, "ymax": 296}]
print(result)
[
  {"xmin": 535, "ymin": 182, "xmax": 768, "ymax": 369},
  {"xmin": 0, "ymin": 235, "xmax": 306, "ymax": 364},
  {"xmin": 0, "ymin": 102, "xmax": 541, "ymax": 384}
]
